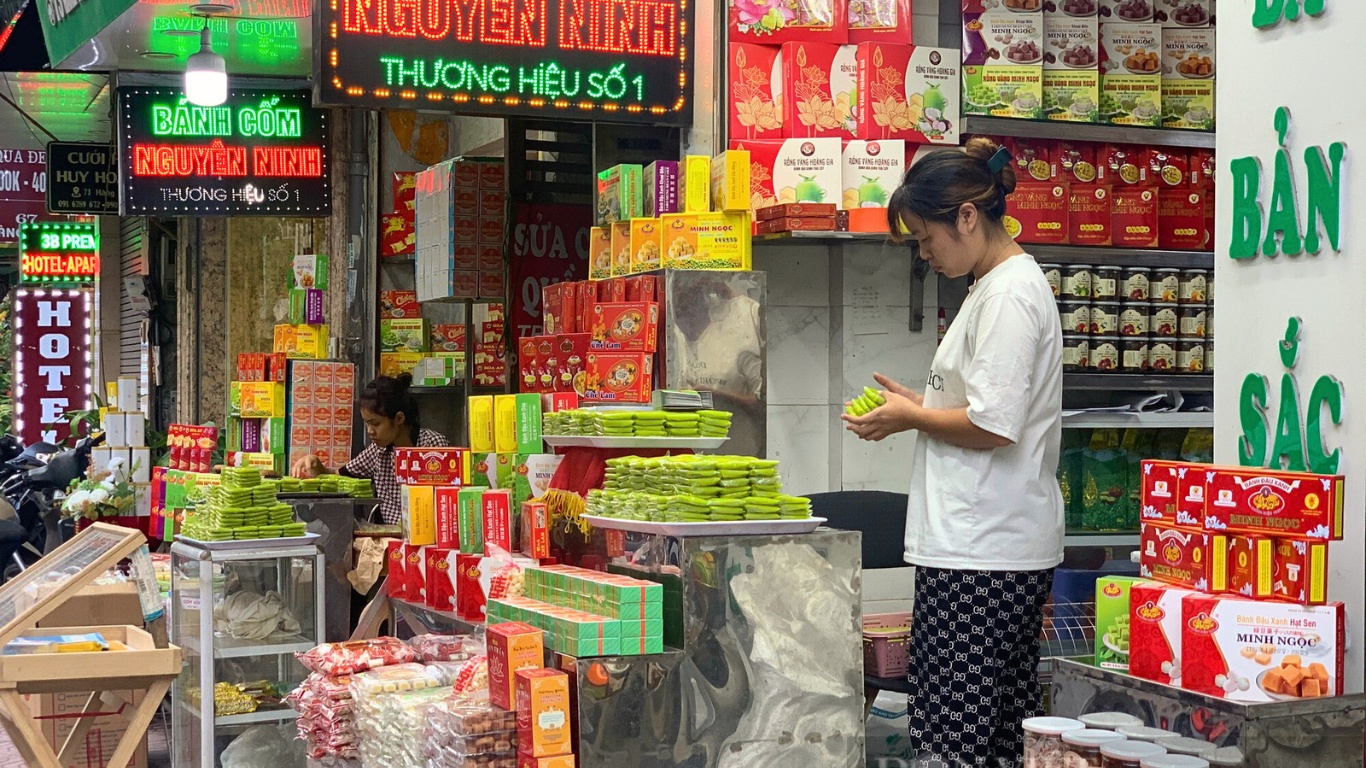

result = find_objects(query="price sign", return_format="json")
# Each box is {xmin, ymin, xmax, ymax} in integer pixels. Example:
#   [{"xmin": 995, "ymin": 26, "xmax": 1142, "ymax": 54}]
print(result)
[
  {"xmin": 116, "ymin": 87, "xmax": 332, "ymax": 216},
  {"xmin": 47, "ymin": 142, "xmax": 119, "ymax": 214},
  {"xmin": 314, "ymin": 0, "xmax": 694, "ymax": 124}
]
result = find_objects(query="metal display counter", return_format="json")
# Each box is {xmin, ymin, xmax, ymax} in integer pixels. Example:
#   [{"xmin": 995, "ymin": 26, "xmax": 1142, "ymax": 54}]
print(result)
[
  {"xmin": 283, "ymin": 493, "xmax": 380, "ymax": 642},
  {"xmin": 1050, "ymin": 658, "xmax": 1365, "ymax": 767},
  {"xmin": 574, "ymin": 528, "xmax": 865, "ymax": 768}
]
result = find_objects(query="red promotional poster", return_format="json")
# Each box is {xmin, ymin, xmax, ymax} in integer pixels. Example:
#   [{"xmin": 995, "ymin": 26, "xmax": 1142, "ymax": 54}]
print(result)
[
  {"xmin": 509, "ymin": 204, "xmax": 592, "ymax": 338},
  {"xmin": 12, "ymin": 288, "xmax": 92, "ymax": 445}
]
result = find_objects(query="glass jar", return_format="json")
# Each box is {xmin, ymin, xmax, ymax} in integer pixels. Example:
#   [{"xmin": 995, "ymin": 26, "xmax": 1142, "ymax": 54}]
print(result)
[
  {"xmin": 1063, "ymin": 265, "xmax": 1096, "ymax": 299},
  {"xmin": 1152, "ymin": 303, "xmax": 1180, "ymax": 336},
  {"xmin": 1091, "ymin": 301, "xmax": 1121, "ymax": 335},
  {"xmin": 1149, "ymin": 337, "xmax": 1178, "ymax": 373},
  {"xmin": 1116, "ymin": 726, "xmax": 1180, "ymax": 744},
  {"xmin": 1102, "ymin": 741, "xmax": 1168, "ymax": 768},
  {"xmin": 1119, "ymin": 303, "xmax": 1150, "ymax": 336},
  {"xmin": 1122, "ymin": 267, "xmax": 1152, "ymax": 301},
  {"xmin": 1080, "ymin": 712, "xmax": 1144, "ymax": 731},
  {"xmin": 1064, "ymin": 729, "xmax": 1128, "ymax": 768},
  {"xmin": 1042, "ymin": 263, "xmax": 1063, "ymax": 298},
  {"xmin": 1064, "ymin": 335, "xmax": 1091, "ymax": 373},
  {"xmin": 1024, "ymin": 717, "xmax": 1085, "ymax": 768},
  {"xmin": 1154, "ymin": 268, "xmax": 1182, "ymax": 302},
  {"xmin": 1207, "ymin": 273, "xmax": 1215, "ymax": 305},
  {"xmin": 1206, "ymin": 335, "xmax": 1215, "ymax": 373},
  {"xmin": 1140, "ymin": 756, "xmax": 1209, "ymax": 768},
  {"xmin": 1122, "ymin": 337, "xmax": 1150, "ymax": 373},
  {"xmin": 1179, "ymin": 269, "xmax": 1209, "ymax": 304},
  {"xmin": 1155, "ymin": 737, "xmax": 1216, "ymax": 758},
  {"xmin": 1177, "ymin": 339, "xmax": 1205, "ymax": 374},
  {"xmin": 1095, "ymin": 266, "xmax": 1121, "ymax": 300},
  {"xmin": 1092, "ymin": 336, "xmax": 1121, "ymax": 373},
  {"xmin": 1179, "ymin": 305, "xmax": 1207, "ymax": 338},
  {"xmin": 1061, "ymin": 301, "xmax": 1093, "ymax": 335}
]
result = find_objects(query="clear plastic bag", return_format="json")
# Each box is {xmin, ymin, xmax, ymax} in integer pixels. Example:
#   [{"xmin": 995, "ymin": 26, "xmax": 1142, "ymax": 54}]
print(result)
[
  {"xmin": 221, "ymin": 724, "xmax": 303, "ymax": 768},
  {"xmin": 296, "ymin": 637, "xmax": 417, "ymax": 676},
  {"xmin": 350, "ymin": 663, "xmax": 448, "ymax": 697},
  {"xmin": 409, "ymin": 633, "xmax": 483, "ymax": 663}
]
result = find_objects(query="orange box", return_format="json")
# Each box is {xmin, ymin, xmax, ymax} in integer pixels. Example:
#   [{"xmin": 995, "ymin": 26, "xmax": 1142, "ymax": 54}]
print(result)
[
  {"xmin": 1111, "ymin": 186, "xmax": 1159, "ymax": 248},
  {"xmin": 1273, "ymin": 538, "xmax": 1329, "ymax": 605},
  {"xmin": 522, "ymin": 500, "xmax": 551, "ymax": 559},
  {"xmin": 589, "ymin": 226, "xmax": 612, "ymax": 281},
  {"xmin": 584, "ymin": 352, "xmax": 653, "ymax": 404},
  {"xmin": 488, "ymin": 622, "xmax": 545, "ymax": 711},
  {"xmin": 519, "ymin": 754, "xmax": 576, "ymax": 768},
  {"xmin": 1005, "ymin": 182, "xmax": 1069, "ymax": 245},
  {"xmin": 728, "ymin": 43, "xmax": 784, "ymax": 142},
  {"xmin": 781, "ymin": 42, "xmax": 856, "ymax": 139},
  {"xmin": 609, "ymin": 221, "xmax": 632, "ymax": 277},
  {"xmin": 516, "ymin": 668, "xmax": 573, "ymax": 758},
  {"xmin": 590, "ymin": 302, "xmax": 659, "ymax": 352}
]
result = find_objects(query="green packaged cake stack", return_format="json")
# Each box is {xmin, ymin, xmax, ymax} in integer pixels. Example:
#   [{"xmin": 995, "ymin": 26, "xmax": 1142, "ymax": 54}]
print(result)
[
  {"xmin": 697, "ymin": 410, "xmax": 732, "ymax": 438},
  {"xmin": 663, "ymin": 412, "xmax": 700, "ymax": 437},
  {"xmin": 593, "ymin": 411, "xmax": 636, "ymax": 437}
]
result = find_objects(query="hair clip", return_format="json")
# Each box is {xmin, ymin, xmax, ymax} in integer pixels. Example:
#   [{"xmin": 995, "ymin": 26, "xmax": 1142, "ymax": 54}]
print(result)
[{"xmin": 986, "ymin": 146, "xmax": 1012, "ymax": 174}]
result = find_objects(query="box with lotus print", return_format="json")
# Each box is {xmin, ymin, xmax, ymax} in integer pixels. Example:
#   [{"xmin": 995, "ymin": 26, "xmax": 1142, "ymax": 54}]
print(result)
[
  {"xmin": 782, "ymin": 42, "xmax": 857, "ymax": 139},
  {"xmin": 1139, "ymin": 522, "xmax": 1210, "ymax": 591},
  {"xmin": 729, "ymin": 0, "xmax": 848, "ymax": 47},
  {"xmin": 730, "ymin": 138, "xmax": 841, "ymax": 211},
  {"xmin": 1206, "ymin": 467, "xmax": 1345, "ymax": 540},
  {"xmin": 854, "ymin": 44, "xmax": 959, "ymax": 144}
]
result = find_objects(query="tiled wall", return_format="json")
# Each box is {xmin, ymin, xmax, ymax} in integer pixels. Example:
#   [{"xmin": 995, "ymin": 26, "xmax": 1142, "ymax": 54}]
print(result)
[{"xmin": 758, "ymin": 244, "xmax": 940, "ymax": 496}]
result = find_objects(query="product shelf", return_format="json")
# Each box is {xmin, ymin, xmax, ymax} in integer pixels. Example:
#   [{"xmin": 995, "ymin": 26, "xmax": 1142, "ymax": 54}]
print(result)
[
  {"xmin": 963, "ymin": 116, "xmax": 1216, "ymax": 149},
  {"xmin": 178, "ymin": 700, "xmax": 300, "ymax": 727},
  {"xmin": 1029, "ymin": 244, "xmax": 1214, "ymax": 269},
  {"xmin": 544, "ymin": 436, "xmax": 728, "ymax": 450},
  {"xmin": 1062, "ymin": 411, "xmax": 1213, "ymax": 429},
  {"xmin": 1064, "ymin": 372, "xmax": 1214, "ymax": 392},
  {"xmin": 1063, "ymin": 531, "xmax": 1142, "ymax": 547}
]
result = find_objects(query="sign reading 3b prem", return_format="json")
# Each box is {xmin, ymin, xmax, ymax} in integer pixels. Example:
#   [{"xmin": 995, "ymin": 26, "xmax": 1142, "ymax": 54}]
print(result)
[
  {"xmin": 315, "ymin": 0, "xmax": 694, "ymax": 124},
  {"xmin": 117, "ymin": 87, "xmax": 331, "ymax": 216}
]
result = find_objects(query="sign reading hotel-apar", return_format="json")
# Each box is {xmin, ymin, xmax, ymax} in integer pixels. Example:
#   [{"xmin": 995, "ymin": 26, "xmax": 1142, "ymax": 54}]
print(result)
[
  {"xmin": 314, "ymin": 0, "xmax": 694, "ymax": 125},
  {"xmin": 47, "ymin": 142, "xmax": 118, "ymax": 215},
  {"xmin": 116, "ymin": 88, "xmax": 331, "ymax": 216}
]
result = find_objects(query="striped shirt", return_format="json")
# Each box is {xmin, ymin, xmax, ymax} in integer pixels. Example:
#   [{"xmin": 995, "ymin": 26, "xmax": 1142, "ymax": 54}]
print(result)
[{"xmin": 343, "ymin": 428, "xmax": 449, "ymax": 524}]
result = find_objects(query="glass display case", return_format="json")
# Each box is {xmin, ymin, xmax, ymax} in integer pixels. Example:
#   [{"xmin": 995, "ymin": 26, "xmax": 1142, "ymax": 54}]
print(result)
[{"xmin": 169, "ymin": 541, "xmax": 324, "ymax": 768}]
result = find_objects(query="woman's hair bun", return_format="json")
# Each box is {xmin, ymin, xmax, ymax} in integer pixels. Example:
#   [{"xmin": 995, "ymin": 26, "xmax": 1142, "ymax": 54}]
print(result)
[
  {"xmin": 963, "ymin": 136, "xmax": 1017, "ymax": 196},
  {"xmin": 394, "ymin": 372, "xmax": 414, "ymax": 389}
]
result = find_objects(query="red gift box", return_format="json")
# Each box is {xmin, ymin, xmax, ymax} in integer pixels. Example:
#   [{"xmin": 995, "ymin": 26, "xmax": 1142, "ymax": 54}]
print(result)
[
  {"xmin": 426, "ymin": 546, "xmax": 457, "ymax": 611},
  {"xmin": 1273, "ymin": 538, "xmax": 1329, "ymax": 605},
  {"xmin": 393, "ymin": 171, "xmax": 417, "ymax": 212},
  {"xmin": 1129, "ymin": 581, "xmax": 1194, "ymax": 686},
  {"xmin": 590, "ymin": 302, "xmax": 659, "ymax": 352},
  {"xmin": 521, "ymin": 500, "xmax": 550, "ymax": 559},
  {"xmin": 386, "ymin": 541, "xmax": 406, "ymax": 600},
  {"xmin": 404, "ymin": 544, "xmax": 427, "ymax": 603},
  {"xmin": 435, "ymin": 488, "xmax": 461, "ymax": 549},
  {"xmin": 518, "ymin": 337, "xmax": 541, "ymax": 393},
  {"xmin": 625, "ymin": 275, "xmax": 659, "ymax": 303},
  {"xmin": 1068, "ymin": 184, "xmax": 1112, "ymax": 247},
  {"xmin": 1211, "ymin": 533, "xmax": 1274, "ymax": 599},
  {"xmin": 395, "ymin": 447, "xmax": 470, "ymax": 486},
  {"xmin": 381, "ymin": 213, "xmax": 415, "ymax": 257},
  {"xmin": 456, "ymin": 553, "xmax": 487, "ymax": 622},
  {"xmin": 782, "ymin": 42, "xmax": 857, "ymax": 139},
  {"xmin": 1140, "ymin": 459, "xmax": 1208, "ymax": 528},
  {"xmin": 729, "ymin": 43, "xmax": 784, "ymax": 142},
  {"xmin": 1206, "ymin": 467, "xmax": 1345, "ymax": 540},
  {"xmin": 1006, "ymin": 182, "xmax": 1069, "ymax": 245},
  {"xmin": 1111, "ymin": 186, "xmax": 1159, "ymax": 248},
  {"xmin": 1139, "ymin": 522, "xmax": 1210, "ymax": 590},
  {"xmin": 483, "ymin": 489, "xmax": 514, "ymax": 556},
  {"xmin": 1159, "ymin": 188, "xmax": 1210, "ymax": 251},
  {"xmin": 584, "ymin": 352, "xmax": 653, "ymax": 403},
  {"xmin": 731, "ymin": 0, "xmax": 847, "ymax": 45},
  {"xmin": 454, "ymin": 161, "xmax": 481, "ymax": 188}
]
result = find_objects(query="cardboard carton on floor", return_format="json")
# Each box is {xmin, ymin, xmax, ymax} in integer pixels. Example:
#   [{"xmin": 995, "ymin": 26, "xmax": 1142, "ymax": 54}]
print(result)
[{"xmin": 24, "ymin": 690, "xmax": 148, "ymax": 768}]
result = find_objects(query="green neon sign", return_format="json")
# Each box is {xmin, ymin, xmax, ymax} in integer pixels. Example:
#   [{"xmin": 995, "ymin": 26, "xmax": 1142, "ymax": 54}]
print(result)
[
  {"xmin": 380, "ymin": 58, "xmax": 646, "ymax": 103},
  {"xmin": 149, "ymin": 97, "xmax": 303, "ymax": 139}
]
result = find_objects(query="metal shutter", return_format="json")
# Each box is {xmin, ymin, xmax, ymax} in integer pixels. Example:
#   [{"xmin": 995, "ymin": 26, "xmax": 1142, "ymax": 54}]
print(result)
[{"xmin": 118, "ymin": 217, "xmax": 150, "ymax": 414}]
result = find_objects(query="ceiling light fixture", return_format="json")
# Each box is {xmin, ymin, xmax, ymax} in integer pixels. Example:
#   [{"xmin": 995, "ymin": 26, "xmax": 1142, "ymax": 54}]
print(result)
[{"xmin": 184, "ymin": 24, "xmax": 227, "ymax": 106}]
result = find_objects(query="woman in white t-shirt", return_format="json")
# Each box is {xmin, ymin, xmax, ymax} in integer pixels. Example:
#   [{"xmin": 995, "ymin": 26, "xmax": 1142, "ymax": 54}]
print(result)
[{"xmin": 843, "ymin": 137, "xmax": 1064, "ymax": 768}]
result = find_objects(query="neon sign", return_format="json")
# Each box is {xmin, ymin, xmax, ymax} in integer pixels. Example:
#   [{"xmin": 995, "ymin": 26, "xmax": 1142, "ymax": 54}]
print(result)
[
  {"xmin": 315, "ymin": 0, "xmax": 693, "ymax": 124},
  {"xmin": 12, "ymin": 288, "xmax": 93, "ymax": 445},
  {"xmin": 117, "ymin": 88, "xmax": 331, "ymax": 215},
  {"xmin": 19, "ymin": 222, "xmax": 99, "ymax": 283}
]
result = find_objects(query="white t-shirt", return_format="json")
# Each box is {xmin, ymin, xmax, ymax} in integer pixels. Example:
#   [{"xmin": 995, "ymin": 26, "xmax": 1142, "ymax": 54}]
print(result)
[{"xmin": 904, "ymin": 253, "xmax": 1064, "ymax": 571}]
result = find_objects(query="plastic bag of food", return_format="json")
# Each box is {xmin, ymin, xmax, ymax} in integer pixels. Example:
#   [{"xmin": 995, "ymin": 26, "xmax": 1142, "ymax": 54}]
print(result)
[
  {"xmin": 296, "ymin": 637, "xmax": 416, "ymax": 676},
  {"xmin": 480, "ymin": 546, "xmax": 526, "ymax": 602},
  {"xmin": 408, "ymin": 633, "xmax": 482, "ymax": 663},
  {"xmin": 350, "ymin": 663, "xmax": 448, "ymax": 697},
  {"xmin": 450, "ymin": 655, "xmax": 490, "ymax": 696},
  {"xmin": 221, "ymin": 724, "xmax": 303, "ymax": 768}
]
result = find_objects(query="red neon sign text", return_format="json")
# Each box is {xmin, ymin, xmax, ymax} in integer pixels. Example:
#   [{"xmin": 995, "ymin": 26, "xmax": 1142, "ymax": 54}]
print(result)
[
  {"xmin": 21, "ymin": 253, "xmax": 100, "ymax": 279},
  {"xmin": 346, "ymin": 0, "xmax": 676, "ymax": 53},
  {"xmin": 132, "ymin": 142, "xmax": 323, "ymax": 178}
]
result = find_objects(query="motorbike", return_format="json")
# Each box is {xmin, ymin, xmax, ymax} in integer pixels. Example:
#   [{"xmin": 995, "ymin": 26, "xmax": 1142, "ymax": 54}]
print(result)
[{"xmin": 0, "ymin": 433, "xmax": 103, "ymax": 583}]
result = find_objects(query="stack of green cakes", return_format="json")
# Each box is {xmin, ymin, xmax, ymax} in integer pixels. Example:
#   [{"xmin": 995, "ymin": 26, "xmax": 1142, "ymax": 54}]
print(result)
[
  {"xmin": 585, "ymin": 455, "xmax": 812, "ymax": 523},
  {"xmin": 337, "ymin": 476, "xmax": 375, "ymax": 498},
  {"xmin": 542, "ymin": 409, "xmax": 733, "ymax": 438},
  {"xmin": 179, "ymin": 467, "xmax": 306, "ymax": 541}
]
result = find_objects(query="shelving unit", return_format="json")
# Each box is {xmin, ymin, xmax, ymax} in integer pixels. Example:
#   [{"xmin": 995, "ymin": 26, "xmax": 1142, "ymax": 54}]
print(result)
[
  {"xmin": 1062, "ymin": 411, "xmax": 1214, "ymax": 429},
  {"xmin": 963, "ymin": 116, "xmax": 1216, "ymax": 149},
  {"xmin": 1064, "ymin": 531, "xmax": 1141, "ymax": 547},
  {"xmin": 1029, "ymin": 244, "xmax": 1214, "ymax": 270},
  {"xmin": 170, "ymin": 541, "xmax": 325, "ymax": 768},
  {"xmin": 1064, "ymin": 373, "xmax": 1214, "ymax": 392}
]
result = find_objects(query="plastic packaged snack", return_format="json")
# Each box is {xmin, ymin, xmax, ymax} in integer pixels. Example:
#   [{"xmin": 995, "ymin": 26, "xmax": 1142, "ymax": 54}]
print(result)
[
  {"xmin": 409, "ymin": 633, "xmax": 483, "ymax": 663},
  {"xmin": 452, "ymin": 655, "xmax": 491, "ymax": 695},
  {"xmin": 350, "ymin": 663, "xmax": 448, "ymax": 696},
  {"xmin": 428, "ymin": 691, "xmax": 519, "ymax": 736},
  {"xmin": 296, "ymin": 637, "xmax": 417, "ymax": 676}
]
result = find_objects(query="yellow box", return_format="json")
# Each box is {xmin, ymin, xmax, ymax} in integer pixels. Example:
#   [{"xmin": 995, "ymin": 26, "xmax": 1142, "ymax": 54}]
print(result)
[
  {"xmin": 379, "ymin": 352, "xmax": 422, "ymax": 377},
  {"xmin": 469, "ymin": 395, "xmax": 495, "ymax": 452},
  {"xmin": 239, "ymin": 382, "xmax": 285, "ymax": 418},
  {"xmin": 660, "ymin": 212, "xmax": 753, "ymax": 270},
  {"xmin": 609, "ymin": 221, "xmax": 632, "ymax": 277},
  {"xmin": 710, "ymin": 150, "xmax": 751, "ymax": 212},
  {"xmin": 589, "ymin": 226, "xmax": 612, "ymax": 281},
  {"xmin": 275, "ymin": 324, "xmax": 329, "ymax": 359},
  {"xmin": 401, "ymin": 485, "xmax": 436, "ymax": 545},
  {"xmin": 630, "ymin": 218, "xmax": 663, "ymax": 273},
  {"xmin": 679, "ymin": 155, "xmax": 711, "ymax": 213},
  {"xmin": 494, "ymin": 394, "xmax": 518, "ymax": 453}
]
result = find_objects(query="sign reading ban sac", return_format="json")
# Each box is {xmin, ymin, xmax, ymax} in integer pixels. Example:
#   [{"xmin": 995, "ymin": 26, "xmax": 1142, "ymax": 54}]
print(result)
[
  {"xmin": 315, "ymin": 0, "xmax": 694, "ymax": 124},
  {"xmin": 13, "ymin": 288, "xmax": 92, "ymax": 445},
  {"xmin": 117, "ymin": 88, "xmax": 332, "ymax": 216}
]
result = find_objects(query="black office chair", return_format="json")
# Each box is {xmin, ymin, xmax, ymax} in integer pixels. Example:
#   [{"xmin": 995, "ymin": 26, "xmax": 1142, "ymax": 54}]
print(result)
[{"xmin": 808, "ymin": 490, "xmax": 908, "ymax": 570}]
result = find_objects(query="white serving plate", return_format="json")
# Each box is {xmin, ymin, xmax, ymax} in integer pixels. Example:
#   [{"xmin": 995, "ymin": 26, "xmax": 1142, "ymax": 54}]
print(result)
[
  {"xmin": 177, "ymin": 532, "xmax": 321, "ymax": 551},
  {"xmin": 582, "ymin": 515, "xmax": 825, "ymax": 537},
  {"xmin": 544, "ymin": 436, "xmax": 728, "ymax": 450}
]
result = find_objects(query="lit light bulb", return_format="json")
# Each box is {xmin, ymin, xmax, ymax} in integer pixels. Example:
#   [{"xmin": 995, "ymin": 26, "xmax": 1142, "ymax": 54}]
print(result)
[{"xmin": 185, "ymin": 26, "xmax": 228, "ymax": 107}]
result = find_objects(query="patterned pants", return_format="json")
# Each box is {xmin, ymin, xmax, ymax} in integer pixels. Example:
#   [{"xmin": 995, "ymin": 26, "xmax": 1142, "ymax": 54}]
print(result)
[{"xmin": 906, "ymin": 567, "xmax": 1055, "ymax": 768}]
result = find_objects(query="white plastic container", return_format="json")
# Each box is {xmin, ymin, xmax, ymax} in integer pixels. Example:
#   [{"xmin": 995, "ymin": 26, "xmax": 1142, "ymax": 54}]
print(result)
[
  {"xmin": 1141, "ymin": 755, "xmax": 1209, "ymax": 768},
  {"xmin": 1102, "ymin": 741, "xmax": 1167, "ymax": 768},
  {"xmin": 1155, "ymin": 736, "xmax": 1216, "ymax": 757},
  {"xmin": 1116, "ymin": 725, "xmax": 1179, "ymax": 743},
  {"xmin": 1063, "ymin": 728, "xmax": 1128, "ymax": 767},
  {"xmin": 1080, "ymin": 712, "xmax": 1144, "ymax": 730},
  {"xmin": 1024, "ymin": 716, "xmax": 1085, "ymax": 768}
]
